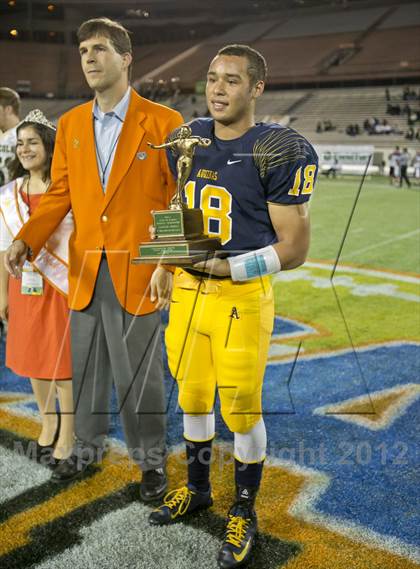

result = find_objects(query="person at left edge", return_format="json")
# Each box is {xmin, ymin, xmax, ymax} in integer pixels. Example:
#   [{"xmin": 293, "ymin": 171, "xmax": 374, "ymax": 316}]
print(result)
[
  {"xmin": 0, "ymin": 110, "xmax": 74, "ymax": 466},
  {"xmin": 4, "ymin": 18, "xmax": 183, "ymax": 498},
  {"xmin": 0, "ymin": 87, "xmax": 20, "ymax": 187},
  {"xmin": 0, "ymin": 88, "xmax": 20, "ymax": 340}
]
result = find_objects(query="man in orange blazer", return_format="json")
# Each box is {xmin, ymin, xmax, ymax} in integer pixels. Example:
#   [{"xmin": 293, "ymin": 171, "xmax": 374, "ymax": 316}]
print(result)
[{"xmin": 5, "ymin": 18, "xmax": 183, "ymax": 498}]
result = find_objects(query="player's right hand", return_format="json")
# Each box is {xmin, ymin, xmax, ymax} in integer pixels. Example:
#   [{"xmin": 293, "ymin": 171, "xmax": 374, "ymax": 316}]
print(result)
[
  {"xmin": 4, "ymin": 240, "xmax": 29, "ymax": 278},
  {"xmin": 150, "ymin": 265, "xmax": 173, "ymax": 310}
]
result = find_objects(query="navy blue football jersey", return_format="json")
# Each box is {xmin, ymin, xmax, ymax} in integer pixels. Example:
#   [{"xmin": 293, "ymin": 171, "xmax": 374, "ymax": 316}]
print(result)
[{"xmin": 166, "ymin": 118, "xmax": 318, "ymax": 254}]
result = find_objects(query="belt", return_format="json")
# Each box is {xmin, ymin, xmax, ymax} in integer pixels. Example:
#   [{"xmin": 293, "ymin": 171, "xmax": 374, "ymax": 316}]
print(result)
[{"xmin": 184, "ymin": 268, "xmax": 231, "ymax": 280}]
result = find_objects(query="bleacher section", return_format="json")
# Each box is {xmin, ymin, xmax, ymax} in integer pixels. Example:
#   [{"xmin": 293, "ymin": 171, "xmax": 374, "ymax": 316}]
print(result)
[
  {"xmin": 0, "ymin": 40, "xmax": 197, "ymax": 97},
  {"xmin": 253, "ymin": 33, "xmax": 358, "ymax": 84},
  {"xmin": 0, "ymin": 42, "xmax": 64, "ymax": 96},
  {"xmin": 254, "ymin": 91, "xmax": 308, "ymax": 120},
  {"xmin": 149, "ymin": 44, "xmax": 225, "ymax": 86},
  {"xmin": 0, "ymin": 3, "xmax": 418, "ymax": 101},
  {"xmin": 19, "ymin": 98, "xmax": 84, "ymax": 123},
  {"xmin": 272, "ymin": 86, "xmax": 419, "ymax": 150},
  {"xmin": 264, "ymin": 7, "xmax": 388, "ymax": 38},
  {"xmin": 150, "ymin": 23, "xmax": 420, "ymax": 88},
  {"xmin": 173, "ymin": 86, "xmax": 419, "ymax": 154},
  {"xmin": 12, "ymin": 84, "xmax": 419, "ymax": 179},
  {"xmin": 213, "ymin": 21, "xmax": 282, "ymax": 44},
  {"xmin": 133, "ymin": 41, "xmax": 197, "ymax": 78},
  {"xmin": 293, "ymin": 87, "xmax": 391, "ymax": 135},
  {"xmin": 327, "ymin": 27, "xmax": 420, "ymax": 80},
  {"xmin": 134, "ymin": 5, "xmax": 420, "ymax": 88},
  {"xmin": 178, "ymin": 91, "xmax": 308, "ymax": 123},
  {"xmin": 379, "ymin": 2, "xmax": 420, "ymax": 28}
]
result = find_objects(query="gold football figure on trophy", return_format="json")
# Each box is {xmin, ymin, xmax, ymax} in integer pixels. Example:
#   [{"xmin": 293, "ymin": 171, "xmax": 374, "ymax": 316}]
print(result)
[
  {"xmin": 148, "ymin": 125, "xmax": 211, "ymax": 209},
  {"xmin": 134, "ymin": 124, "xmax": 220, "ymax": 265}
]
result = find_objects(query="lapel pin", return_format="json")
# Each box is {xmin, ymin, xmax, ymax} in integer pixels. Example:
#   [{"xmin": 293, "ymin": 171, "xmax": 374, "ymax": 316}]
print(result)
[
  {"xmin": 72, "ymin": 138, "xmax": 80, "ymax": 149},
  {"xmin": 136, "ymin": 151, "xmax": 147, "ymax": 160}
]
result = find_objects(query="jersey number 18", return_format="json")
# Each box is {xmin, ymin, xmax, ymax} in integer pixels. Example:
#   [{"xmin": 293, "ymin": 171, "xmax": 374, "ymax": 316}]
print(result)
[
  {"xmin": 184, "ymin": 181, "xmax": 233, "ymax": 245},
  {"xmin": 288, "ymin": 165, "xmax": 317, "ymax": 196}
]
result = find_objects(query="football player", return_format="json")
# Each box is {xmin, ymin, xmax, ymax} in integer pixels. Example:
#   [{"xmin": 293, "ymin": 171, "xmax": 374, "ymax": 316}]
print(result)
[
  {"xmin": 149, "ymin": 44, "xmax": 318, "ymax": 569},
  {"xmin": 388, "ymin": 146, "xmax": 401, "ymax": 186}
]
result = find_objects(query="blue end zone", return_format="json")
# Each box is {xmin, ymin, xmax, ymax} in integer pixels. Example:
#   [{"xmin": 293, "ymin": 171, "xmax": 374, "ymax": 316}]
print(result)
[
  {"xmin": 1, "ymin": 333, "xmax": 419, "ymax": 548},
  {"xmin": 272, "ymin": 316, "xmax": 307, "ymax": 336},
  {"xmin": 261, "ymin": 343, "xmax": 420, "ymax": 546}
]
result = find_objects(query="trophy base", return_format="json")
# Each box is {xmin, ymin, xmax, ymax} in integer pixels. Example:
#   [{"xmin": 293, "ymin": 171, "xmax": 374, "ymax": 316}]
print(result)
[
  {"xmin": 133, "ymin": 237, "xmax": 221, "ymax": 266},
  {"xmin": 153, "ymin": 207, "xmax": 204, "ymax": 239}
]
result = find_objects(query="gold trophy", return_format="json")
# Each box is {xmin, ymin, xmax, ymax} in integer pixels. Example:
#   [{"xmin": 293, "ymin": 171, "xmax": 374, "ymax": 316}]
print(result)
[{"xmin": 133, "ymin": 125, "xmax": 221, "ymax": 265}]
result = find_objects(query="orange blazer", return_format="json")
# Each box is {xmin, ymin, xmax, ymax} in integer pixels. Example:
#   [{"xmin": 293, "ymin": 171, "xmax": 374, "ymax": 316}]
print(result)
[{"xmin": 17, "ymin": 89, "xmax": 183, "ymax": 315}]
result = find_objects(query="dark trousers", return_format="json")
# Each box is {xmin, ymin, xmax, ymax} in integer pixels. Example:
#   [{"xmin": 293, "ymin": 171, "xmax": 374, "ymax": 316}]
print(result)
[{"xmin": 400, "ymin": 165, "xmax": 411, "ymax": 187}]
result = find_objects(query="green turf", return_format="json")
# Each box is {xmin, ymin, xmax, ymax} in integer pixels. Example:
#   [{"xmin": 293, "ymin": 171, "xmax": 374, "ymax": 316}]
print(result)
[
  {"xmin": 273, "ymin": 265, "xmax": 420, "ymax": 355},
  {"xmin": 309, "ymin": 176, "xmax": 420, "ymax": 274}
]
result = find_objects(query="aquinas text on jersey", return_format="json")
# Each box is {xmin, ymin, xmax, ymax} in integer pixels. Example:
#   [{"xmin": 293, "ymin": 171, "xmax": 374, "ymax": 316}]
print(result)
[{"xmin": 196, "ymin": 168, "xmax": 218, "ymax": 181}]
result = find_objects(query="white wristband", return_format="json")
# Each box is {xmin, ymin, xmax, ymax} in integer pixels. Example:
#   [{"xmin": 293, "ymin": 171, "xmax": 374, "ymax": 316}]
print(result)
[{"xmin": 228, "ymin": 245, "xmax": 281, "ymax": 282}]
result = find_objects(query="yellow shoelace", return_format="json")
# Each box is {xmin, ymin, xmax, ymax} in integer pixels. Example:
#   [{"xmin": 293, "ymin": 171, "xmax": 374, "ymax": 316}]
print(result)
[
  {"xmin": 225, "ymin": 514, "xmax": 250, "ymax": 548},
  {"xmin": 161, "ymin": 486, "xmax": 193, "ymax": 517}
]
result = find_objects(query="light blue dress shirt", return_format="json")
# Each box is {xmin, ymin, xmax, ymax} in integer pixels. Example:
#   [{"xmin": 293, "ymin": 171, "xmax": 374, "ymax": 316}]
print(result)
[{"xmin": 93, "ymin": 86, "xmax": 131, "ymax": 192}]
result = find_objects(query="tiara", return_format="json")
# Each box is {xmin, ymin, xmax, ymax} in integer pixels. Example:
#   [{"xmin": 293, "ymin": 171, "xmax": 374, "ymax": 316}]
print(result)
[{"xmin": 19, "ymin": 109, "xmax": 56, "ymax": 131}]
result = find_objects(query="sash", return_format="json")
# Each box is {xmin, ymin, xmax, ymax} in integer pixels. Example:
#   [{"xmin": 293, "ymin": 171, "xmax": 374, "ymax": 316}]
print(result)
[{"xmin": 0, "ymin": 177, "xmax": 73, "ymax": 296}]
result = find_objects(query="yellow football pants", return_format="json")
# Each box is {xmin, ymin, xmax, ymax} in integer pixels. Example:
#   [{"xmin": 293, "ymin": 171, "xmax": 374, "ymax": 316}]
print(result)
[{"xmin": 165, "ymin": 269, "xmax": 274, "ymax": 433}]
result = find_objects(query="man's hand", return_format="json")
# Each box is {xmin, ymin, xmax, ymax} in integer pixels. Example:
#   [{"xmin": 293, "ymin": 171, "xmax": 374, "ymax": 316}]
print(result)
[
  {"xmin": 150, "ymin": 266, "xmax": 173, "ymax": 310},
  {"xmin": 4, "ymin": 240, "xmax": 29, "ymax": 278},
  {"xmin": 193, "ymin": 257, "xmax": 231, "ymax": 277}
]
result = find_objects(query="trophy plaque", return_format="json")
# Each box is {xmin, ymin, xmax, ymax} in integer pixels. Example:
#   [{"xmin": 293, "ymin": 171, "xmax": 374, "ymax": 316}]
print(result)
[{"xmin": 133, "ymin": 125, "xmax": 221, "ymax": 266}]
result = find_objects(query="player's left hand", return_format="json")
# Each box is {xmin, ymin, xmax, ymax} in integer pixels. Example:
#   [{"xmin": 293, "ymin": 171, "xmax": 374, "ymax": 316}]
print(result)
[
  {"xmin": 150, "ymin": 266, "xmax": 173, "ymax": 310},
  {"xmin": 193, "ymin": 257, "xmax": 231, "ymax": 277}
]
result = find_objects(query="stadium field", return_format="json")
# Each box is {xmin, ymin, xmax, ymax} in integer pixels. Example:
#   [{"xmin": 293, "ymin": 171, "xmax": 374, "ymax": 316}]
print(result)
[
  {"xmin": 310, "ymin": 175, "xmax": 420, "ymax": 273},
  {"xmin": 0, "ymin": 174, "xmax": 419, "ymax": 569}
]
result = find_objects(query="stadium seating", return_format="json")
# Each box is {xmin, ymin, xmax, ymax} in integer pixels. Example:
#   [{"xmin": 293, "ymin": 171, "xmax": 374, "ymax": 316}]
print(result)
[
  {"xmin": 173, "ymin": 85, "xmax": 420, "ymax": 154},
  {"xmin": 132, "ymin": 12, "xmax": 420, "ymax": 88},
  {"xmin": 327, "ymin": 27, "xmax": 420, "ymax": 80},
  {"xmin": 0, "ymin": 40, "xmax": 197, "ymax": 97},
  {"xmin": 253, "ymin": 34, "xmax": 358, "ymax": 84},
  {"xmin": 132, "ymin": 41, "xmax": 197, "ymax": 78},
  {"xmin": 146, "ymin": 43, "xmax": 226, "ymax": 86},
  {"xmin": 19, "ymin": 98, "xmax": 84, "ymax": 122},
  {"xmin": 14, "ymin": 83, "xmax": 419, "ymax": 155},
  {"xmin": 268, "ymin": 86, "xmax": 419, "ymax": 151},
  {"xmin": 1, "ymin": 2, "xmax": 419, "ymax": 93},
  {"xmin": 378, "ymin": 2, "xmax": 420, "ymax": 29},
  {"xmin": 1, "ymin": 2, "xmax": 418, "ymax": 158},
  {"xmin": 0, "ymin": 41, "xmax": 63, "ymax": 96},
  {"xmin": 264, "ymin": 7, "xmax": 389, "ymax": 38},
  {"xmin": 213, "ymin": 20, "xmax": 283, "ymax": 44}
]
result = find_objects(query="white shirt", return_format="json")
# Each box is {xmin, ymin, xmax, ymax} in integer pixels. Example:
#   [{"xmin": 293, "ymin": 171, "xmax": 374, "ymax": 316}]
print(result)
[
  {"xmin": 93, "ymin": 87, "xmax": 131, "ymax": 191},
  {"xmin": 0, "ymin": 126, "xmax": 17, "ymax": 187},
  {"xmin": 389, "ymin": 152, "xmax": 400, "ymax": 168},
  {"xmin": 399, "ymin": 152, "xmax": 410, "ymax": 167}
]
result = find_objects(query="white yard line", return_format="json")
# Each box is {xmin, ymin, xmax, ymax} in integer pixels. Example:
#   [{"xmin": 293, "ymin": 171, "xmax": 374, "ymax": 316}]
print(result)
[
  {"xmin": 344, "ymin": 229, "xmax": 420, "ymax": 258},
  {"xmin": 305, "ymin": 261, "xmax": 420, "ymax": 284}
]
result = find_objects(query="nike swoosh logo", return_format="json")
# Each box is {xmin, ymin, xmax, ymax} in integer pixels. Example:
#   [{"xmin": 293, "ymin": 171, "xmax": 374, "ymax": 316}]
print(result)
[
  {"xmin": 227, "ymin": 159, "xmax": 242, "ymax": 165},
  {"xmin": 233, "ymin": 539, "xmax": 251, "ymax": 562}
]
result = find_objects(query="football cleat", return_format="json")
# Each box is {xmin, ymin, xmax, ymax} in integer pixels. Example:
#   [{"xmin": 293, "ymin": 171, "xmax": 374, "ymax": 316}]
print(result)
[
  {"xmin": 148, "ymin": 485, "xmax": 213, "ymax": 525},
  {"xmin": 217, "ymin": 499, "xmax": 258, "ymax": 568}
]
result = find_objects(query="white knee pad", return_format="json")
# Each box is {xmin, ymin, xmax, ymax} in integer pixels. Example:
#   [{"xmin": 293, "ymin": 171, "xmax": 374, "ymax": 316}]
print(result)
[
  {"xmin": 184, "ymin": 412, "xmax": 216, "ymax": 442},
  {"xmin": 234, "ymin": 418, "xmax": 267, "ymax": 463}
]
